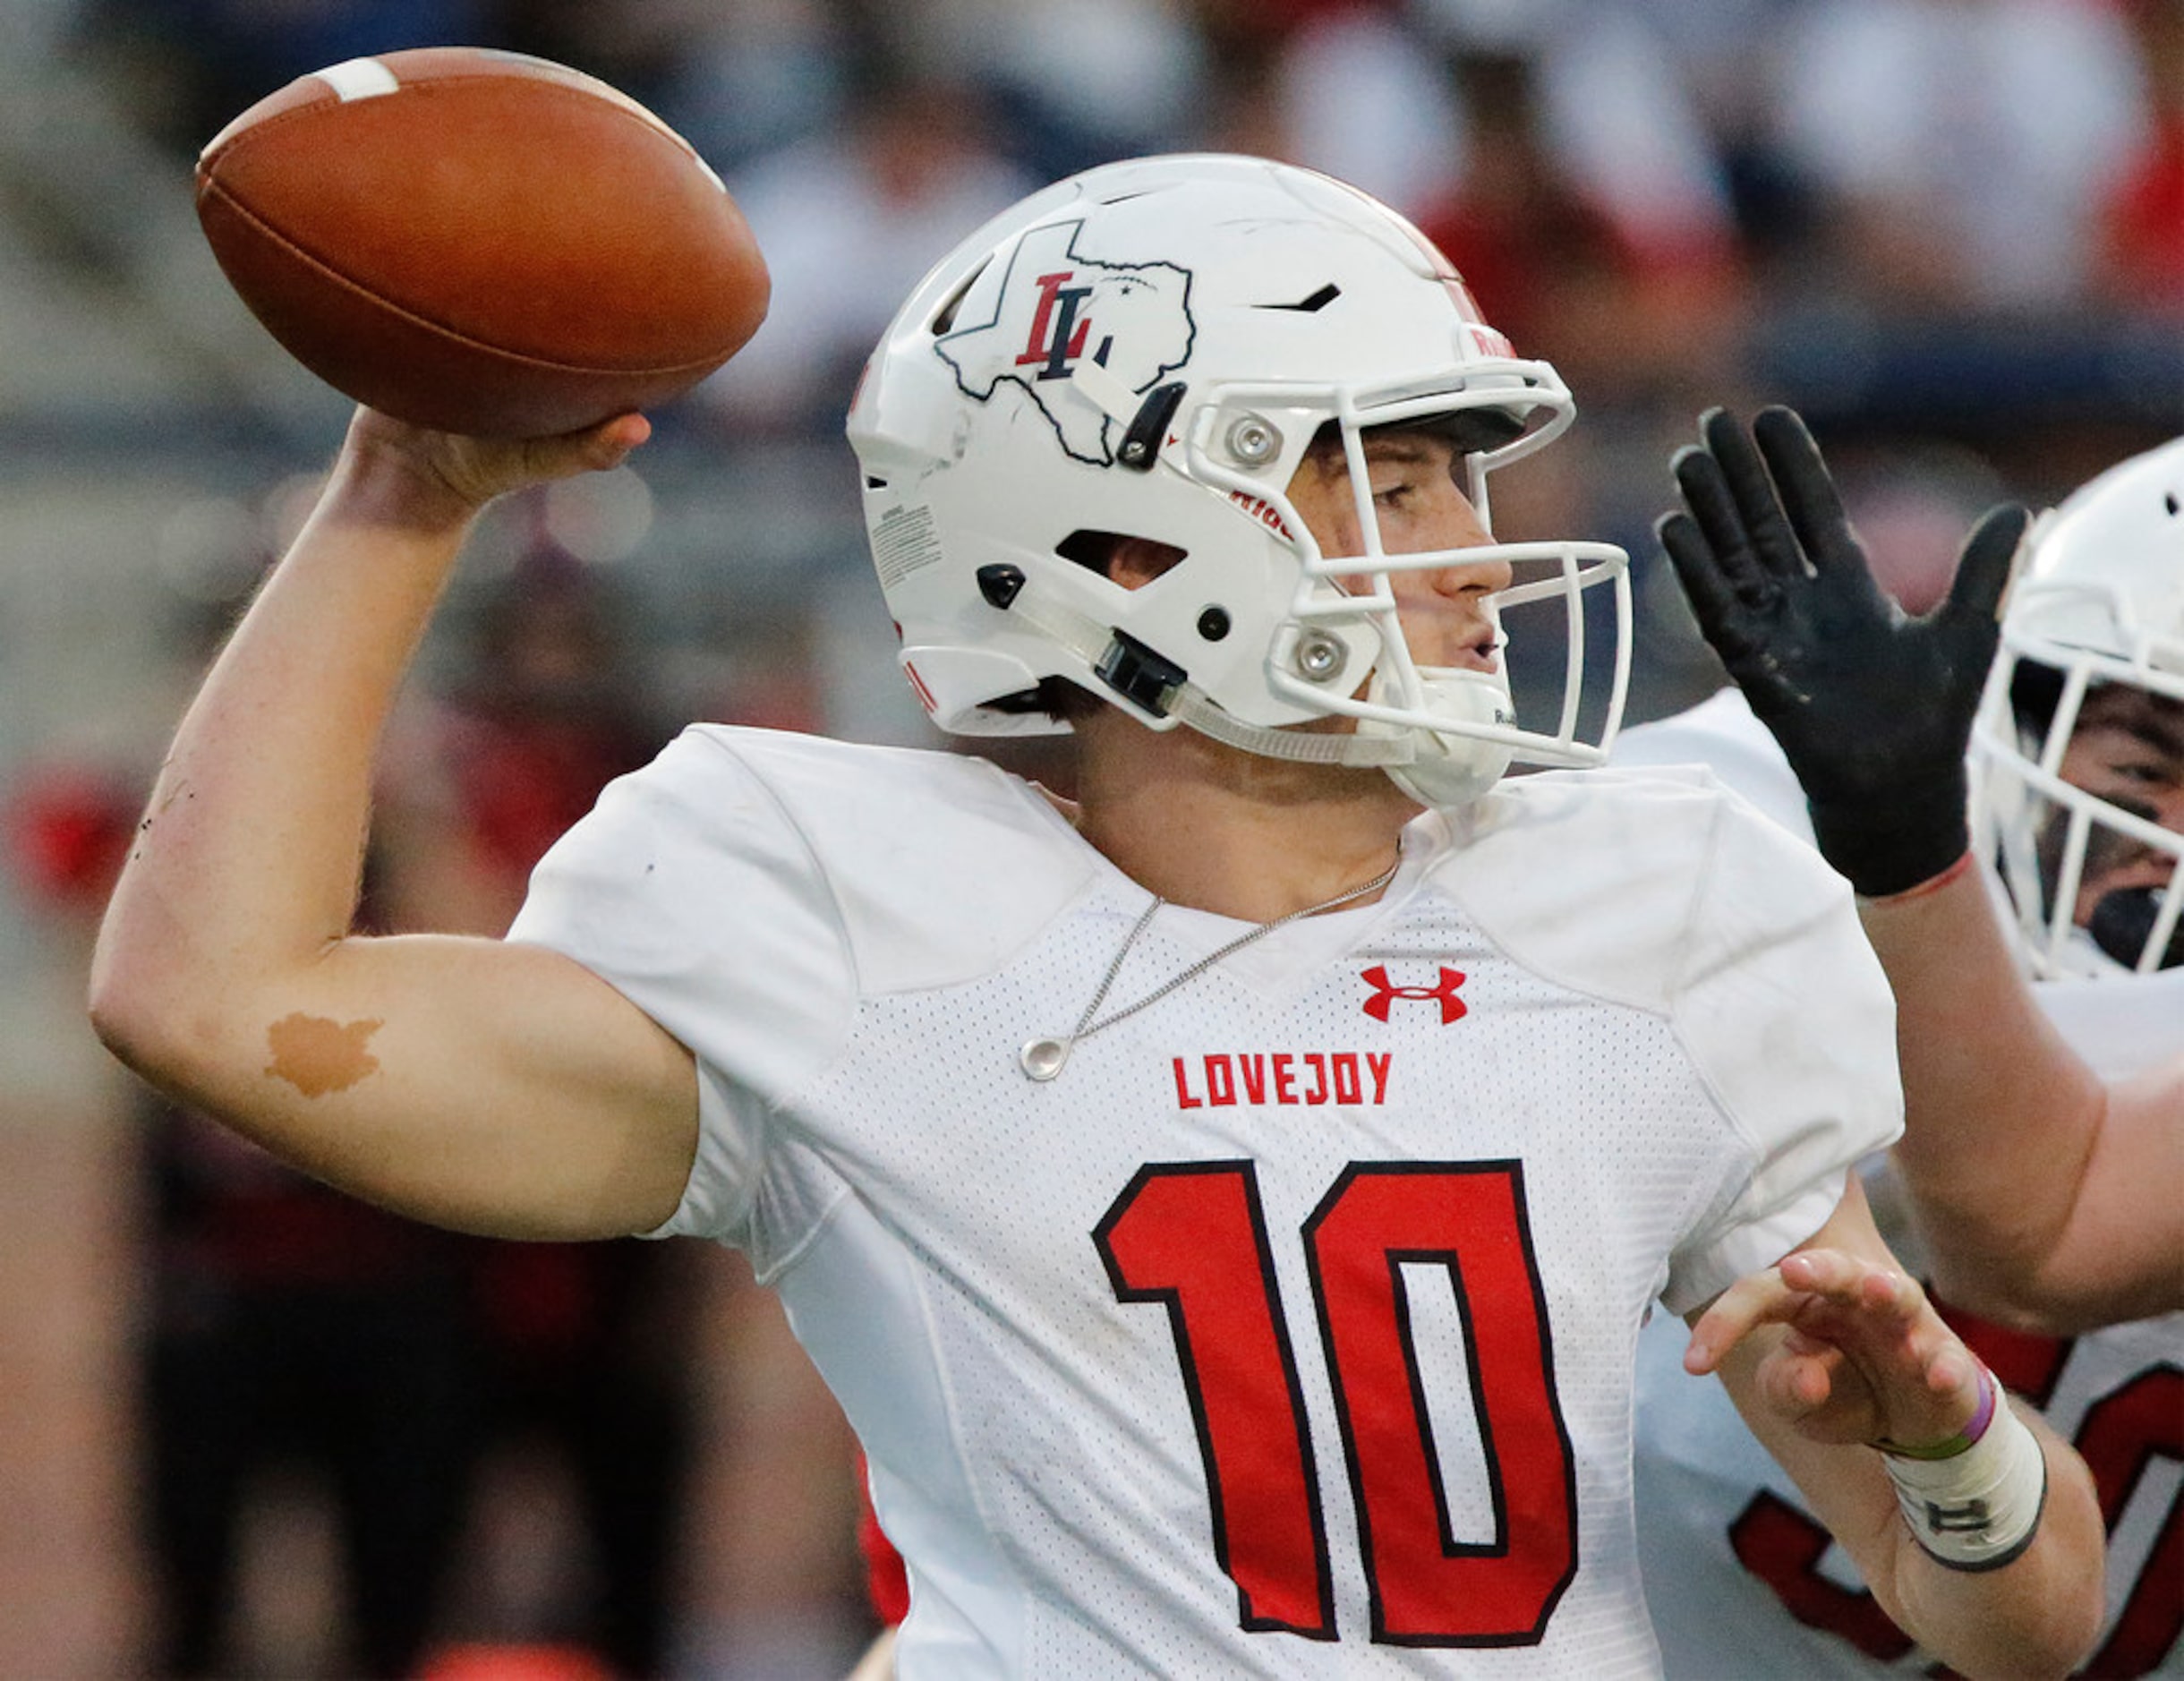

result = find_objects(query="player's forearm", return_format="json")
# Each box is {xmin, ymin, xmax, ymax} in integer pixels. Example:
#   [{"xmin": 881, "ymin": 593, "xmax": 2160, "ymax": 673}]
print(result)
[
  {"xmin": 1856, "ymin": 865, "xmax": 2107, "ymax": 1318},
  {"xmin": 1880, "ymin": 1403, "xmax": 2103, "ymax": 1681},
  {"xmin": 89, "ymin": 427, "xmax": 484, "ymax": 1095}
]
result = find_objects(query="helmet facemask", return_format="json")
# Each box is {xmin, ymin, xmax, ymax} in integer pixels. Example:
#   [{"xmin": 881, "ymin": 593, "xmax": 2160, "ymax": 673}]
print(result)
[
  {"xmin": 1968, "ymin": 439, "xmax": 2184, "ymax": 977},
  {"xmin": 1975, "ymin": 656, "xmax": 2184, "ymax": 976}
]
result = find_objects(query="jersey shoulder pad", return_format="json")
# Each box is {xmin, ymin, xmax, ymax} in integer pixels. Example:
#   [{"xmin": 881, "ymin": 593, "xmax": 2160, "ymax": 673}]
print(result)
[{"xmin": 674, "ymin": 726, "xmax": 1099, "ymax": 993}]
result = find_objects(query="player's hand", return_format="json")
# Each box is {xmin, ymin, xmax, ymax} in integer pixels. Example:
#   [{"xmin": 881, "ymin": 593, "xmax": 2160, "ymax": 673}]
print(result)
[
  {"xmin": 1655, "ymin": 406, "xmax": 2029, "ymax": 897},
  {"xmin": 1684, "ymin": 1247, "xmax": 1984, "ymax": 1451},
  {"xmin": 342, "ymin": 405, "xmax": 652, "ymax": 517}
]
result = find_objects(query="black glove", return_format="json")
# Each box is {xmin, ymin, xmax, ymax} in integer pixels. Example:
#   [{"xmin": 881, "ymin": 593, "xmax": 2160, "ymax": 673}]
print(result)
[{"xmin": 1655, "ymin": 405, "xmax": 2030, "ymax": 898}]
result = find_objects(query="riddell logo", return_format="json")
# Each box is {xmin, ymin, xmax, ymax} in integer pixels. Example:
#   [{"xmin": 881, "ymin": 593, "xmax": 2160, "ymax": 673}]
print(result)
[
  {"xmin": 1359, "ymin": 965, "xmax": 1467, "ymax": 1025},
  {"xmin": 1228, "ymin": 492, "xmax": 1292, "ymax": 539}
]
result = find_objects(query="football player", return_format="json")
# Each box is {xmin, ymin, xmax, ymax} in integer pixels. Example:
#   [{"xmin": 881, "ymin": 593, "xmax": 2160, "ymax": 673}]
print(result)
[
  {"xmin": 91, "ymin": 158, "xmax": 2103, "ymax": 1677},
  {"xmin": 1621, "ymin": 415, "xmax": 2180, "ymax": 1675}
]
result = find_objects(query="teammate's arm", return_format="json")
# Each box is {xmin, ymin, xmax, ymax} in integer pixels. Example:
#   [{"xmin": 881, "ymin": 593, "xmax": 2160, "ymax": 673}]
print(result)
[
  {"xmin": 1685, "ymin": 1177, "xmax": 2104, "ymax": 1680},
  {"xmin": 89, "ymin": 407, "xmax": 700, "ymax": 1241},
  {"xmin": 1657, "ymin": 405, "xmax": 2182, "ymax": 1328},
  {"xmin": 1856, "ymin": 868, "xmax": 2184, "ymax": 1328}
]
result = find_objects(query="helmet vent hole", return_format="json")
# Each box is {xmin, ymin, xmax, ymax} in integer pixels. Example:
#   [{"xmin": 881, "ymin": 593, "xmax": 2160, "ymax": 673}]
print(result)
[
  {"xmin": 1256, "ymin": 283, "xmax": 1341, "ymax": 313},
  {"xmin": 2165, "ymin": 492, "xmax": 2180, "ymax": 517},
  {"xmin": 1057, "ymin": 530, "xmax": 1189, "ymax": 585},
  {"xmin": 929, "ymin": 260, "xmax": 991, "ymax": 336}
]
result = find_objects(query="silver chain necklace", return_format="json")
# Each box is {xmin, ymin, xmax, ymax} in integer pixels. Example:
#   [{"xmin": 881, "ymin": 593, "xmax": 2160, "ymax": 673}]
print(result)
[{"xmin": 1019, "ymin": 859, "xmax": 1401, "ymax": 1081}]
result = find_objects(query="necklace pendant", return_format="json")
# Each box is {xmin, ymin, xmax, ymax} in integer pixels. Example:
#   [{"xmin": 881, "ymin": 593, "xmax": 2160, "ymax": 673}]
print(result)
[{"xmin": 1020, "ymin": 1037, "xmax": 1072, "ymax": 1081}]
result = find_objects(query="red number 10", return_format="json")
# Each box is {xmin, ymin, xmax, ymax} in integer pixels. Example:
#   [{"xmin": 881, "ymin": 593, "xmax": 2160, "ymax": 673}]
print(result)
[{"xmin": 1094, "ymin": 1160, "xmax": 1578, "ymax": 1647}]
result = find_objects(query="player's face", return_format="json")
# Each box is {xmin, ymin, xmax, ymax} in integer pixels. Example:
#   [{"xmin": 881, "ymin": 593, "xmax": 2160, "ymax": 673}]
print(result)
[
  {"xmin": 1284, "ymin": 430, "xmax": 1511, "ymax": 675},
  {"xmin": 2053, "ymin": 685, "xmax": 2184, "ymax": 925}
]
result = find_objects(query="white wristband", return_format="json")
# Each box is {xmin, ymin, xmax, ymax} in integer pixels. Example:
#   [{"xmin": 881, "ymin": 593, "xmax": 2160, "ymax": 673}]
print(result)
[{"xmin": 1880, "ymin": 1371, "xmax": 2048, "ymax": 1572}]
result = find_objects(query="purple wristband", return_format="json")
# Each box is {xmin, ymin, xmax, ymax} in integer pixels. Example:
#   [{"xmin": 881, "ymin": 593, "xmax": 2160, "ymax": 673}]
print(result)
[{"xmin": 1876, "ymin": 1364, "xmax": 1998, "ymax": 1461}]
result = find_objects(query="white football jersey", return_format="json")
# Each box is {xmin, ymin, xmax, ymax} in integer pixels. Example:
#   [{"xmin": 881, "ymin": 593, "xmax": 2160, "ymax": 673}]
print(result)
[
  {"xmin": 1617, "ymin": 692, "xmax": 2184, "ymax": 1678},
  {"xmin": 509, "ymin": 726, "xmax": 1900, "ymax": 1678}
]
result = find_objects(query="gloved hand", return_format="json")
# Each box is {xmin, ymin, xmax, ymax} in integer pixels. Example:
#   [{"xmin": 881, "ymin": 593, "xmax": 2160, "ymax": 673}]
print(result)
[{"xmin": 1655, "ymin": 406, "xmax": 2030, "ymax": 898}]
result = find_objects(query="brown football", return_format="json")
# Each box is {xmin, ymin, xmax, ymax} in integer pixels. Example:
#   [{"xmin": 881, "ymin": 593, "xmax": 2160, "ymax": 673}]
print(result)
[{"xmin": 195, "ymin": 47, "xmax": 769, "ymax": 436}]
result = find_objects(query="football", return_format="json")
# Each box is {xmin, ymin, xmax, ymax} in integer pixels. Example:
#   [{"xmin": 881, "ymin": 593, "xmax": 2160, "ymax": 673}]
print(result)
[{"xmin": 195, "ymin": 47, "xmax": 769, "ymax": 436}]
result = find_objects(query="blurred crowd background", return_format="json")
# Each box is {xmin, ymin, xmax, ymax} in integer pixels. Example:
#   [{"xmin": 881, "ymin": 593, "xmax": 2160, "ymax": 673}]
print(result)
[{"xmin": 0, "ymin": 0, "xmax": 2177, "ymax": 1676}]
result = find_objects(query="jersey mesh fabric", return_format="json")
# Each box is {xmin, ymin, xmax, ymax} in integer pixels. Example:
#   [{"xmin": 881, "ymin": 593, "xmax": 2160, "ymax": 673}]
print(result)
[{"xmin": 511, "ymin": 728, "xmax": 1899, "ymax": 1678}]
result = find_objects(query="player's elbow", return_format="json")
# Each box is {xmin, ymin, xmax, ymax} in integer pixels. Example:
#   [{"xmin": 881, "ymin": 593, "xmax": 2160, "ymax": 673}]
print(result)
[
  {"xmin": 87, "ymin": 931, "xmax": 222, "ymax": 1096},
  {"xmin": 1927, "ymin": 1214, "xmax": 2180, "ymax": 1338},
  {"xmin": 88, "ymin": 941, "xmax": 165, "ymax": 1074}
]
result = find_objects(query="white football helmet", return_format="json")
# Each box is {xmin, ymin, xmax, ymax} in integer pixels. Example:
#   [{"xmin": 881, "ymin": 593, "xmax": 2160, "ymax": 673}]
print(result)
[
  {"xmin": 1970, "ymin": 436, "xmax": 2184, "ymax": 976},
  {"xmin": 845, "ymin": 152, "xmax": 1629, "ymax": 807}
]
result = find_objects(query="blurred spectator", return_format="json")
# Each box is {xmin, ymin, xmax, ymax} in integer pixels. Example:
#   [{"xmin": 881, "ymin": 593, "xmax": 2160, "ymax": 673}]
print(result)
[
  {"xmin": 490, "ymin": 0, "xmax": 854, "ymax": 176},
  {"xmin": 134, "ymin": 1090, "xmax": 482, "ymax": 1677},
  {"xmin": 1768, "ymin": 0, "xmax": 2150, "ymax": 317},
  {"xmin": 11, "ymin": 529, "xmax": 703, "ymax": 1676},
  {"xmin": 76, "ymin": 0, "xmax": 491, "ymax": 153},
  {"xmin": 693, "ymin": 70, "xmax": 1037, "ymax": 439},
  {"xmin": 374, "ymin": 536, "xmax": 695, "ymax": 1677},
  {"xmin": 2096, "ymin": 0, "xmax": 2184, "ymax": 314},
  {"xmin": 13, "ymin": 763, "xmax": 483, "ymax": 1677},
  {"xmin": 1409, "ymin": 27, "xmax": 1748, "ymax": 409},
  {"xmin": 1253, "ymin": 4, "xmax": 1464, "ymax": 217},
  {"xmin": 878, "ymin": 0, "xmax": 1208, "ymax": 182}
]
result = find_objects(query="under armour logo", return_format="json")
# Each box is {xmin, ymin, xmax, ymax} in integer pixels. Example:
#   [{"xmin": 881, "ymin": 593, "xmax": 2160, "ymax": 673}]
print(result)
[{"xmin": 1360, "ymin": 965, "xmax": 1468, "ymax": 1025}]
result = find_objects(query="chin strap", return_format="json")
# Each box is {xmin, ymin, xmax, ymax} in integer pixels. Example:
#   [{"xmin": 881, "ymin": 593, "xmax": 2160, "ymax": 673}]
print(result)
[
  {"xmin": 1002, "ymin": 585, "xmax": 1521, "ymax": 806},
  {"xmin": 1364, "ymin": 668, "xmax": 1517, "ymax": 807},
  {"xmin": 1003, "ymin": 588, "xmax": 1418, "ymax": 767},
  {"xmin": 1168, "ymin": 687, "xmax": 1412, "ymax": 766}
]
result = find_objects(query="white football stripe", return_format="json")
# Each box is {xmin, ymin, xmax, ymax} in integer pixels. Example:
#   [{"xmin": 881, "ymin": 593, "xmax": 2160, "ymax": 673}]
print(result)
[{"xmin": 314, "ymin": 58, "xmax": 401, "ymax": 101}]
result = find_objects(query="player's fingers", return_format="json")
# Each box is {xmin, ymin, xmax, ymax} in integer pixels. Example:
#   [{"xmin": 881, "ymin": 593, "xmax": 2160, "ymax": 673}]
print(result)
[
  {"xmin": 1779, "ymin": 1248, "xmax": 1929, "ymax": 1339},
  {"xmin": 1684, "ymin": 1266, "xmax": 1805, "ymax": 1374},
  {"xmin": 519, "ymin": 412, "xmax": 653, "ymax": 482},
  {"xmin": 576, "ymin": 410, "xmax": 653, "ymax": 469},
  {"xmin": 1921, "ymin": 1340, "xmax": 1979, "ymax": 1400},
  {"xmin": 1688, "ymin": 1247, "xmax": 1915, "ymax": 1374},
  {"xmin": 1751, "ymin": 408, "xmax": 1864, "ymax": 590},
  {"xmin": 1671, "ymin": 444, "xmax": 1783, "ymax": 619},
  {"xmin": 1781, "ymin": 1252, "xmax": 1979, "ymax": 1406},
  {"xmin": 1655, "ymin": 509, "xmax": 1745, "ymax": 638},
  {"xmin": 1698, "ymin": 408, "xmax": 1806, "ymax": 582},
  {"xmin": 1944, "ymin": 502, "xmax": 2031, "ymax": 624},
  {"xmin": 1672, "ymin": 427, "xmax": 1754, "ymax": 567},
  {"xmin": 1760, "ymin": 1341, "xmax": 1840, "ymax": 1419}
]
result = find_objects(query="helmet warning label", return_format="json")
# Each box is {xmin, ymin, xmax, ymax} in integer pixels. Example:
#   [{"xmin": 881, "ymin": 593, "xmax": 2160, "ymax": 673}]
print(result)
[{"xmin": 873, "ymin": 503, "xmax": 943, "ymax": 589}]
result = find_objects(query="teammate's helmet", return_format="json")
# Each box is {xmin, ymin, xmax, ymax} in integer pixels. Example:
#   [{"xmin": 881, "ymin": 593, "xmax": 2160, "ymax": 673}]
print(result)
[
  {"xmin": 1970, "ymin": 436, "xmax": 2184, "ymax": 975},
  {"xmin": 845, "ymin": 153, "xmax": 1629, "ymax": 806}
]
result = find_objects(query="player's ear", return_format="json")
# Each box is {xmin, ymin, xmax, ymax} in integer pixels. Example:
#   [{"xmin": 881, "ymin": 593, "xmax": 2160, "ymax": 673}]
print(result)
[
  {"xmin": 1108, "ymin": 536, "xmax": 1188, "ymax": 590},
  {"xmin": 1055, "ymin": 530, "xmax": 1187, "ymax": 590}
]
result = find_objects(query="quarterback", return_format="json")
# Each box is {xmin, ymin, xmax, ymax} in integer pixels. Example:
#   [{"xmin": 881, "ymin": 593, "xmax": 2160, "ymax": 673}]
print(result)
[{"xmin": 90, "ymin": 157, "xmax": 2103, "ymax": 1677}]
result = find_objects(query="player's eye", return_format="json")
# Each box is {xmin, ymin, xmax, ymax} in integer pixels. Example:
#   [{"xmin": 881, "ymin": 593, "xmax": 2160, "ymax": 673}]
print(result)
[{"xmin": 2103, "ymin": 753, "xmax": 2177, "ymax": 789}]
